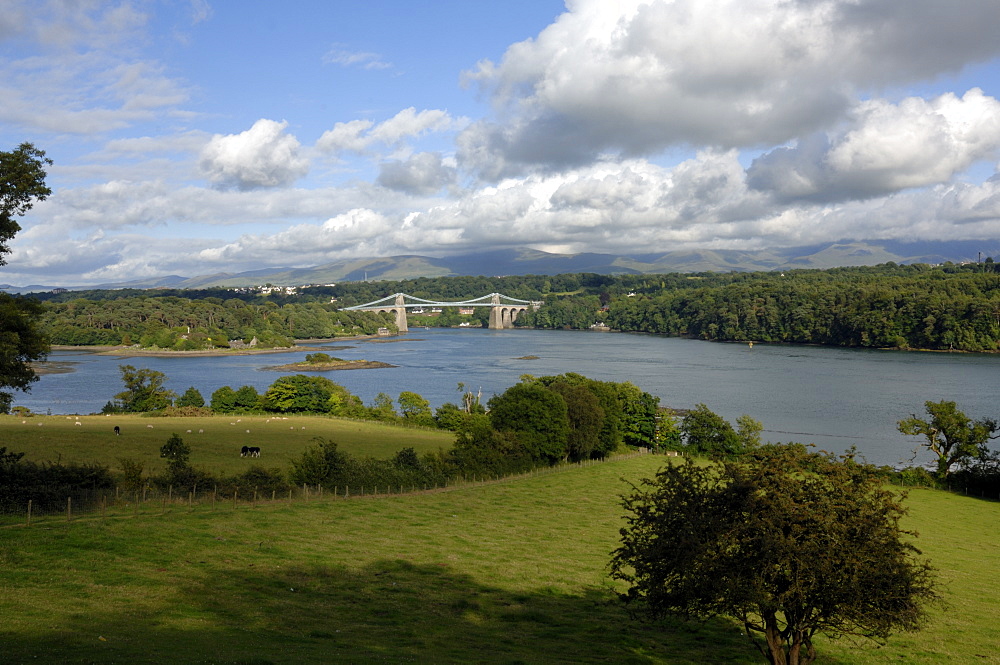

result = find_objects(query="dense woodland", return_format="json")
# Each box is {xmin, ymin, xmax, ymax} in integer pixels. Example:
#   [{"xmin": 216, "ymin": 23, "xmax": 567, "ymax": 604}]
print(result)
[
  {"xmin": 28, "ymin": 260, "xmax": 1000, "ymax": 352},
  {"xmin": 36, "ymin": 297, "xmax": 397, "ymax": 348}
]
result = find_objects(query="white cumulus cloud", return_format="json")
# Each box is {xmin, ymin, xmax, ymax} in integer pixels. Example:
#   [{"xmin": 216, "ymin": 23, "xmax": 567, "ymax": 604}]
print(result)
[
  {"xmin": 199, "ymin": 119, "xmax": 309, "ymax": 190},
  {"xmin": 459, "ymin": 0, "xmax": 1000, "ymax": 178},
  {"xmin": 317, "ymin": 108, "xmax": 460, "ymax": 155},
  {"xmin": 747, "ymin": 89, "xmax": 1000, "ymax": 202}
]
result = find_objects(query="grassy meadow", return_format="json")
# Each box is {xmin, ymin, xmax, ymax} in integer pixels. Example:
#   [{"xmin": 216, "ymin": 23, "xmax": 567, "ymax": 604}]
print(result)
[
  {"xmin": 0, "ymin": 413, "xmax": 456, "ymax": 476},
  {"xmin": 0, "ymin": 449, "xmax": 998, "ymax": 664}
]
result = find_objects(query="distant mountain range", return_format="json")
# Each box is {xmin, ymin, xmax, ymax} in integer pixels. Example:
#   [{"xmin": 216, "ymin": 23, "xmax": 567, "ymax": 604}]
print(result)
[{"xmin": 3, "ymin": 240, "xmax": 999, "ymax": 294}]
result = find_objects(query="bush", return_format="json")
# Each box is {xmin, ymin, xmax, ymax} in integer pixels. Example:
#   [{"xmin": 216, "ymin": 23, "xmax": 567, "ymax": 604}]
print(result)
[
  {"xmin": 117, "ymin": 457, "xmax": 145, "ymax": 494},
  {"xmin": 0, "ymin": 448, "xmax": 116, "ymax": 513},
  {"xmin": 227, "ymin": 466, "xmax": 289, "ymax": 497}
]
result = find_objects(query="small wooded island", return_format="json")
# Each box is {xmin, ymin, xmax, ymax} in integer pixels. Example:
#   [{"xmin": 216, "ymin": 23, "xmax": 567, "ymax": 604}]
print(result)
[{"xmin": 263, "ymin": 351, "xmax": 395, "ymax": 372}]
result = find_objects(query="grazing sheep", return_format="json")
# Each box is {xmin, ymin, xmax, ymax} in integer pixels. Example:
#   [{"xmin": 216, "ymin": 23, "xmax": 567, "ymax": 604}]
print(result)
[{"xmin": 74, "ymin": 421, "xmax": 82, "ymax": 426}]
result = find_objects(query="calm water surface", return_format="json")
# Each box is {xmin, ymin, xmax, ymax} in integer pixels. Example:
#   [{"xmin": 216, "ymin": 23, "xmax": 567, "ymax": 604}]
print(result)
[{"xmin": 18, "ymin": 328, "xmax": 1000, "ymax": 467}]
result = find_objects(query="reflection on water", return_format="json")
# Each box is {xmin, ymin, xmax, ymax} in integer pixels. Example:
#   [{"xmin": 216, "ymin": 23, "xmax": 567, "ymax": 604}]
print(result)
[{"xmin": 16, "ymin": 328, "xmax": 1000, "ymax": 467}]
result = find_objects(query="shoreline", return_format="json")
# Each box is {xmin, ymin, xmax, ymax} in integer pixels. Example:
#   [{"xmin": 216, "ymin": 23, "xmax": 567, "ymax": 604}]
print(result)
[{"xmin": 48, "ymin": 334, "xmax": 387, "ymax": 358}]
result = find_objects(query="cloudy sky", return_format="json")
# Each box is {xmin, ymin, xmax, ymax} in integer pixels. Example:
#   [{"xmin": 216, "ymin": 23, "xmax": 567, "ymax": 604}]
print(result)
[{"xmin": 3, "ymin": 0, "xmax": 1000, "ymax": 286}]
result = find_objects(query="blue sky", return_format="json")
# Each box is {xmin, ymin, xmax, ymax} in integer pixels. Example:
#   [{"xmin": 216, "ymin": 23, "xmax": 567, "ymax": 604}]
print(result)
[{"xmin": 3, "ymin": 0, "xmax": 1000, "ymax": 286}]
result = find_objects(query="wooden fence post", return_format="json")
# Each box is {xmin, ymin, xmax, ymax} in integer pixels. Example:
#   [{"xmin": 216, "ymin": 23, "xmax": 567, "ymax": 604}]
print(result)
[
  {"xmin": 26, "ymin": 499, "xmax": 32, "ymax": 526},
  {"xmin": 67, "ymin": 497, "xmax": 72, "ymax": 522}
]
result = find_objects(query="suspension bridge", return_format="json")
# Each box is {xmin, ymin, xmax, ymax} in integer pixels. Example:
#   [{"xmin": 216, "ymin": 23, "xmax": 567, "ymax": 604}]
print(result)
[{"xmin": 342, "ymin": 292, "xmax": 542, "ymax": 332}]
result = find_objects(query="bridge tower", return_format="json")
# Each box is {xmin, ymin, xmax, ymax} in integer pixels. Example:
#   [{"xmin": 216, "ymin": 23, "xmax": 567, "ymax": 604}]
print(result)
[
  {"xmin": 488, "ymin": 293, "xmax": 504, "ymax": 329},
  {"xmin": 393, "ymin": 293, "xmax": 408, "ymax": 332}
]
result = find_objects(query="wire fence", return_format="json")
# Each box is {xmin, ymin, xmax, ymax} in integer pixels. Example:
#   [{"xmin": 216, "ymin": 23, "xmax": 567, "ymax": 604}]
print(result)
[{"xmin": 0, "ymin": 448, "xmax": 652, "ymax": 528}]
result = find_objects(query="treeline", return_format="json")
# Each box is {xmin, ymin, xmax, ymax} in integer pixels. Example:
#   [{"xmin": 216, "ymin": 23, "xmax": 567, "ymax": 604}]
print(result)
[
  {"xmin": 188, "ymin": 371, "xmax": 662, "ymax": 495},
  {"xmin": 110, "ymin": 366, "xmax": 662, "ymax": 466},
  {"xmin": 29, "ymin": 260, "xmax": 1000, "ymax": 352},
  {"xmin": 3, "ymin": 371, "xmax": 662, "ymax": 512},
  {"xmin": 518, "ymin": 262, "xmax": 1000, "ymax": 352},
  {"xmin": 38, "ymin": 297, "xmax": 397, "ymax": 348}
]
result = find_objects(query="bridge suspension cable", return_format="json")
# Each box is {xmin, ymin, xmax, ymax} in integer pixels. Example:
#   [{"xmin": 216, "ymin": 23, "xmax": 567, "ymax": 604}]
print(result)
[{"xmin": 341, "ymin": 292, "xmax": 543, "ymax": 331}]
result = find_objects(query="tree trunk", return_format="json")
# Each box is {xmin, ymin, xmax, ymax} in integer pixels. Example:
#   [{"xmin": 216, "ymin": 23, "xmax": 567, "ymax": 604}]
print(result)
[{"xmin": 762, "ymin": 614, "xmax": 787, "ymax": 665}]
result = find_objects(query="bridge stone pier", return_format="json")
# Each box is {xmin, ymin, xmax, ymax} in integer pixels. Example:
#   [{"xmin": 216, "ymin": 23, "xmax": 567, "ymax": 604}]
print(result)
[
  {"xmin": 373, "ymin": 293, "xmax": 408, "ymax": 332},
  {"xmin": 487, "ymin": 293, "xmax": 529, "ymax": 329}
]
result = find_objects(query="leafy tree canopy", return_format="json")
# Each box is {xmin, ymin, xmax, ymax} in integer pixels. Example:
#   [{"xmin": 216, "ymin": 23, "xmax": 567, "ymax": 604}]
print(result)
[
  {"xmin": 175, "ymin": 386, "xmax": 205, "ymax": 408},
  {"xmin": 0, "ymin": 142, "xmax": 51, "ymax": 413},
  {"xmin": 680, "ymin": 403, "xmax": 758, "ymax": 458},
  {"xmin": 487, "ymin": 382, "xmax": 569, "ymax": 463},
  {"xmin": 898, "ymin": 400, "xmax": 999, "ymax": 480},
  {"xmin": 0, "ymin": 295, "xmax": 48, "ymax": 413},
  {"xmin": 159, "ymin": 433, "xmax": 190, "ymax": 464},
  {"xmin": 263, "ymin": 374, "xmax": 360, "ymax": 415},
  {"xmin": 397, "ymin": 390, "xmax": 433, "ymax": 425},
  {"xmin": 610, "ymin": 444, "xmax": 938, "ymax": 665},
  {"xmin": 111, "ymin": 364, "xmax": 175, "ymax": 413},
  {"xmin": 0, "ymin": 142, "xmax": 51, "ymax": 264}
]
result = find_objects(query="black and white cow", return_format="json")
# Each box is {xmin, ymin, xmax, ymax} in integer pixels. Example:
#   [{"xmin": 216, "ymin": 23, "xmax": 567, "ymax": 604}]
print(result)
[
  {"xmin": 113, "ymin": 425, "xmax": 120, "ymax": 435},
  {"xmin": 240, "ymin": 445, "xmax": 250, "ymax": 457},
  {"xmin": 248, "ymin": 446, "xmax": 261, "ymax": 458}
]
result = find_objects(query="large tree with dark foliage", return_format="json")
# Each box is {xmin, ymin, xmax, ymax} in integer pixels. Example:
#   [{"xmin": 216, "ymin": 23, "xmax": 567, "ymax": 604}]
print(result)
[
  {"xmin": 610, "ymin": 444, "xmax": 938, "ymax": 665},
  {"xmin": 0, "ymin": 143, "xmax": 52, "ymax": 413},
  {"xmin": 0, "ymin": 295, "xmax": 48, "ymax": 413},
  {"xmin": 487, "ymin": 381, "xmax": 570, "ymax": 463}
]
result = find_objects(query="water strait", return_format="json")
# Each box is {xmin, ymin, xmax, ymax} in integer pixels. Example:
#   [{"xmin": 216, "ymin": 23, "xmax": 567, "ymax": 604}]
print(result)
[{"xmin": 18, "ymin": 327, "xmax": 1000, "ymax": 467}]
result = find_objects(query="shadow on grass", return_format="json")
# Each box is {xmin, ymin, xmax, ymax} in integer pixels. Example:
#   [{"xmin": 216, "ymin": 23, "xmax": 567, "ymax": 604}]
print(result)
[{"xmin": 6, "ymin": 558, "xmax": 857, "ymax": 664}]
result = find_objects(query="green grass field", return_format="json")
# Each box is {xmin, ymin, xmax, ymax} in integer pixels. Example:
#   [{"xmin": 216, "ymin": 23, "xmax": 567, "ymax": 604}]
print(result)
[
  {"xmin": 0, "ymin": 414, "xmax": 456, "ymax": 476},
  {"xmin": 1, "ymin": 451, "xmax": 998, "ymax": 664}
]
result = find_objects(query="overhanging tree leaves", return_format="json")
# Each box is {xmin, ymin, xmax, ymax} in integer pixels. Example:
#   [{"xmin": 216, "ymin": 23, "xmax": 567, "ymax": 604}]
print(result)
[
  {"xmin": 610, "ymin": 444, "xmax": 938, "ymax": 665},
  {"xmin": 0, "ymin": 142, "xmax": 52, "ymax": 413},
  {"xmin": 1, "ymin": 142, "xmax": 52, "ymax": 265},
  {"xmin": 898, "ymin": 400, "xmax": 999, "ymax": 481},
  {"xmin": 0, "ymin": 295, "xmax": 48, "ymax": 413}
]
